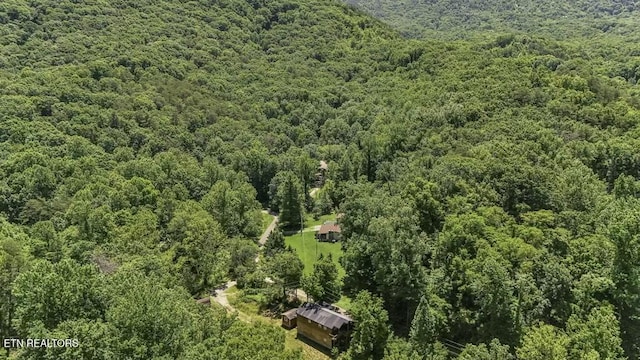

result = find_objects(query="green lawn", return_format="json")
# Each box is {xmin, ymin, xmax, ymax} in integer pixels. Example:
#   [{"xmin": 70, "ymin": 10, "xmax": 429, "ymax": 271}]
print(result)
[
  {"xmin": 334, "ymin": 295, "xmax": 353, "ymax": 311},
  {"xmin": 303, "ymin": 213, "xmax": 337, "ymax": 228},
  {"xmin": 284, "ymin": 231, "xmax": 345, "ymax": 278}
]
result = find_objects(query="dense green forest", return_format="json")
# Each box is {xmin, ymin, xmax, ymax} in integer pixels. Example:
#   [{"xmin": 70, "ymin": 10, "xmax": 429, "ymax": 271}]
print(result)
[{"xmin": 1, "ymin": 0, "xmax": 640, "ymax": 359}]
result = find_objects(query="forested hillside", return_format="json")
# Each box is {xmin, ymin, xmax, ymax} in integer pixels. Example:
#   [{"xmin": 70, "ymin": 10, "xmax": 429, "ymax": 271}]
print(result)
[
  {"xmin": 343, "ymin": 0, "xmax": 640, "ymax": 40},
  {"xmin": 1, "ymin": 0, "xmax": 640, "ymax": 359}
]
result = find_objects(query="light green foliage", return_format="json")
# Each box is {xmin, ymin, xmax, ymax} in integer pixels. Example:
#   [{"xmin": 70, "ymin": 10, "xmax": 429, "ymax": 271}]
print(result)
[
  {"xmin": 0, "ymin": 219, "xmax": 31, "ymax": 344},
  {"xmin": 409, "ymin": 294, "xmax": 449, "ymax": 355},
  {"xmin": 266, "ymin": 251, "xmax": 304, "ymax": 298},
  {"xmin": 12, "ymin": 259, "xmax": 106, "ymax": 337},
  {"xmin": 457, "ymin": 339, "xmax": 513, "ymax": 360},
  {"xmin": 517, "ymin": 324, "xmax": 570, "ymax": 360},
  {"xmin": 566, "ymin": 305, "xmax": 625, "ymax": 360},
  {"xmin": 381, "ymin": 337, "xmax": 421, "ymax": 360}
]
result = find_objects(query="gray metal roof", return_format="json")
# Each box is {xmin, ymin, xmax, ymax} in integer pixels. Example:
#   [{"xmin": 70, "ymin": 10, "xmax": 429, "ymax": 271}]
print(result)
[{"xmin": 296, "ymin": 303, "xmax": 352, "ymax": 330}]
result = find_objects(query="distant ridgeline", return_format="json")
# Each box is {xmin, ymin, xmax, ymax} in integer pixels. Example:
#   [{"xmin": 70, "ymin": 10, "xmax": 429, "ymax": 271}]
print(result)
[
  {"xmin": 343, "ymin": 0, "xmax": 640, "ymax": 40},
  {"xmin": 1, "ymin": 0, "xmax": 640, "ymax": 359}
]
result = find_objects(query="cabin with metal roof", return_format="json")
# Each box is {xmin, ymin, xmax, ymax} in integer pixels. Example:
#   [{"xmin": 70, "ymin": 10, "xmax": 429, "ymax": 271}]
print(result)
[{"xmin": 296, "ymin": 302, "xmax": 353, "ymax": 350}]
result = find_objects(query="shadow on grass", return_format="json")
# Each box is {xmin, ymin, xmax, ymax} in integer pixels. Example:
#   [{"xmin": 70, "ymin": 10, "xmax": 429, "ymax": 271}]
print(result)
[{"xmin": 295, "ymin": 333, "xmax": 334, "ymax": 358}]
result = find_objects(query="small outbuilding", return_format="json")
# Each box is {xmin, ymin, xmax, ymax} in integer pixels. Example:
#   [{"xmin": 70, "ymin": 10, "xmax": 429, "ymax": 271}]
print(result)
[{"xmin": 281, "ymin": 308, "xmax": 298, "ymax": 329}]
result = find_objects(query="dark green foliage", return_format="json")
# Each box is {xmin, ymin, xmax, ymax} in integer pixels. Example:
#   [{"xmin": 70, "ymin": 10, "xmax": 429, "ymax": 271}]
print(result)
[
  {"xmin": 275, "ymin": 171, "xmax": 305, "ymax": 229},
  {"xmin": 302, "ymin": 253, "xmax": 341, "ymax": 303},
  {"xmin": 264, "ymin": 226, "xmax": 286, "ymax": 256},
  {"xmin": 344, "ymin": 291, "xmax": 391, "ymax": 360}
]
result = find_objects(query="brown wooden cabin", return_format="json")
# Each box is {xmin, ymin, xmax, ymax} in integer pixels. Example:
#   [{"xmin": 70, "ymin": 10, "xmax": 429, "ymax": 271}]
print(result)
[
  {"xmin": 296, "ymin": 303, "xmax": 353, "ymax": 350},
  {"xmin": 315, "ymin": 222, "xmax": 341, "ymax": 242},
  {"xmin": 281, "ymin": 308, "xmax": 298, "ymax": 329}
]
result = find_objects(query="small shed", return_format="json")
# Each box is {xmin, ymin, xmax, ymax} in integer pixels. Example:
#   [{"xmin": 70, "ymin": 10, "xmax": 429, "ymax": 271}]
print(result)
[{"xmin": 282, "ymin": 308, "xmax": 298, "ymax": 329}]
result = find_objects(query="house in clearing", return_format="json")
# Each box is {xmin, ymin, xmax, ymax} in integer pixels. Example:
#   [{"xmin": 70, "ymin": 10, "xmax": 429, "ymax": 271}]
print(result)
[
  {"xmin": 315, "ymin": 221, "xmax": 341, "ymax": 242},
  {"xmin": 296, "ymin": 302, "xmax": 353, "ymax": 350},
  {"xmin": 281, "ymin": 308, "xmax": 298, "ymax": 329}
]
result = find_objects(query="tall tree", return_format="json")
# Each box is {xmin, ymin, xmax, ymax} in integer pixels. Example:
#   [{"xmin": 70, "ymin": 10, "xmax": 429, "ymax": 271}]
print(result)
[
  {"xmin": 0, "ymin": 221, "xmax": 31, "ymax": 350},
  {"xmin": 458, "ymin": 339, "xmax": 514, "ymax": 360},
  {"xmin": 168, "ymin": 201, "xmax": 229, "ymax": 294},
  {"xmin": 409, "ymin": 294, "xmax": 449, "ymax": 356},
  {"xmin": 566, "ymin": 305, "xmax": 625, "ymax": 360},
  {"xmin": 12, "ymin": 259, "xmax": 106, "ymax": 337},
  {"xmin": 201, "ymin": 180, "xmax": 262, "ymax": 238},
  {"xmin": 264, "ymin": 226, "xmax": 286, "ymax": 256},
  {"xmin": 276, "ymin": 171, "xmax": 304, "ymax": 229},
  {"xmin": 345, "ymin": 291, "xmax": 391, "ymax": 360},
  {"xmin": 302, "ymin": 253, "xmax": 341, "ymax": 303},
  {"xmin": 603, "ymin": 198, "xmax": 640, "ymax": 358},
  {"xmin": 267, "ymin": 251, "xmax": 304, "ymax": 299}
]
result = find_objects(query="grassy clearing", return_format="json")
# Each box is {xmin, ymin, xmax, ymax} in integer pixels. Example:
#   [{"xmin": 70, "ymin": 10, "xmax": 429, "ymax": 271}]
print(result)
[
  {"xmin": 284, "ymin": 231, "xmax": 345, "ymax": 278},
  {"xmin": 334, "ymin": 295, "xmax": 353, "ymax": 310},
  {"xmin": 284, "ymin": 329, "xmax": 331, "ymax": 360},
  {"xmin": 303, "ymin": 213, "xmax": 337, "ymax": 228}
]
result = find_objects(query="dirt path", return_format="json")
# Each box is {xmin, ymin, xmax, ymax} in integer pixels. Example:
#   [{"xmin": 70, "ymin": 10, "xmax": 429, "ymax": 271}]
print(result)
[
  {"xmin": 256, "ymin": 211, "xmax": 278, "ymax": 263},
  {"xmin": 259, "ymin": 210, "xmax": 278, "ymax": 247},
  {"xmin": 212, "ymin": 280, "xmax": 237, "ymax": 311}
]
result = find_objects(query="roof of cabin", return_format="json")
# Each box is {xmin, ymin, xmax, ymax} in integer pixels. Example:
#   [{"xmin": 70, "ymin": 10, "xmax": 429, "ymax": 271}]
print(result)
[
  {"xmin": 317, "ymin": 223, "xmax": 341, "ymax": 235},
  {"xmin": 296, "ymin": 303, "xmax": 352, "ymax": 330}
]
